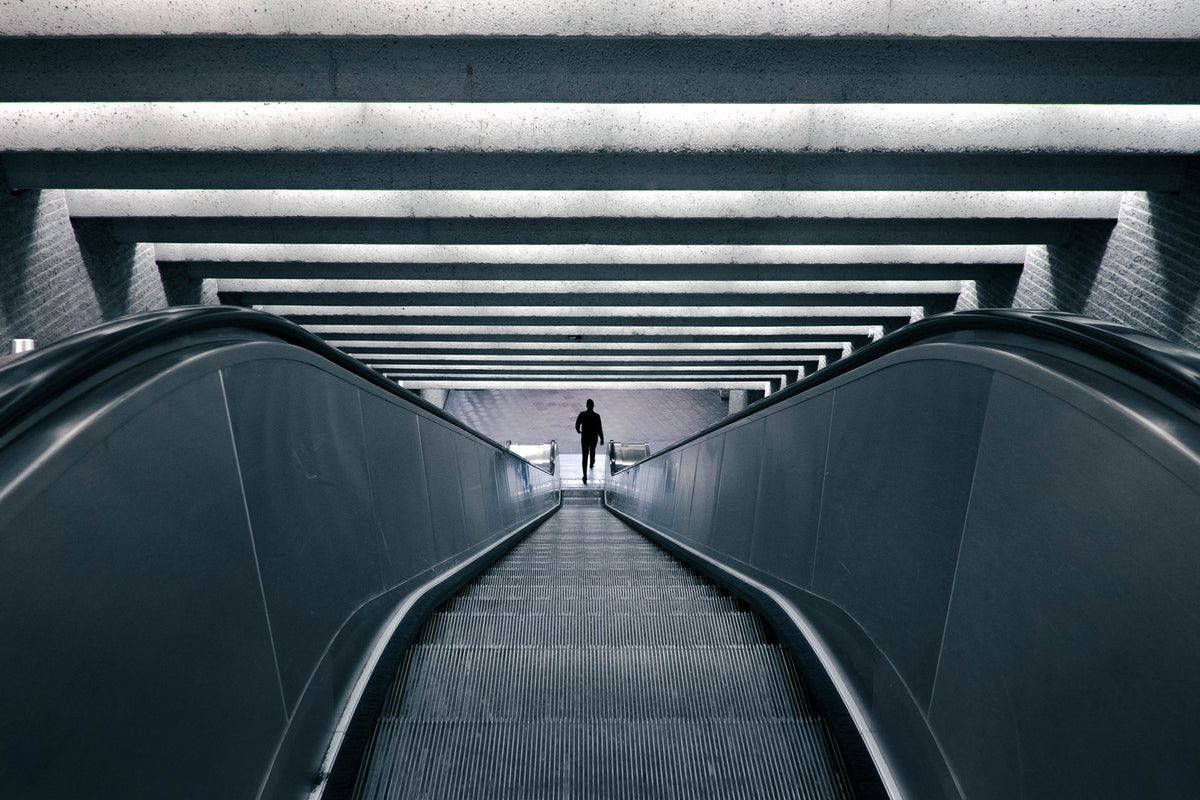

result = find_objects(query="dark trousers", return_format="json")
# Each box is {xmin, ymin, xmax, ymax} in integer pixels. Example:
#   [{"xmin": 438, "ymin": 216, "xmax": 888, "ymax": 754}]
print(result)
[{"xmin": 581, "ymin": 437, "xmax": 598, "ymax": 473}]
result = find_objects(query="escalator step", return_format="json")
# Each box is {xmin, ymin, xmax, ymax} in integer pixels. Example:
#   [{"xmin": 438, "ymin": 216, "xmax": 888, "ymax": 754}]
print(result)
[
  {"xmin": 356, "ymin": 720, "xmax": 851, "ymax": 800},
  {"xmin": 350, "ymin": 505, "xmax": 856, "ymax": 800},
  {"xmin": 389, "ymin": 644, "xmax": 814, "ymax": 720},
  {"xmin": 416, "ymin": 611, "xmax": 766, "ymax": 648}
]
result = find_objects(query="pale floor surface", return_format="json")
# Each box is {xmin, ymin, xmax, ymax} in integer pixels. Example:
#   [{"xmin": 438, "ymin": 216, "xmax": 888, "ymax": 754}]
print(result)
[
  {"xmin": 558, "ymin": 453, "xmax": 608, "ymax": 488},
  {"xmin": 443, "ymin": 389, "xmax": 729, "ymax": 457}
]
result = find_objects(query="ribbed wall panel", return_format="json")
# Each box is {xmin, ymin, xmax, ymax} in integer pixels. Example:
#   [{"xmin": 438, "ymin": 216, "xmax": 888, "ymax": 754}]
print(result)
[{"xmin": 351, "ymin": 506, "xmax": 856, "ymax": 800}]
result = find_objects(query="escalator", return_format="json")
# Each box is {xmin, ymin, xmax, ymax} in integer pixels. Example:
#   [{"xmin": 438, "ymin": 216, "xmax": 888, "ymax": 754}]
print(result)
[
  {"xmin": 3, "ymin": 306, "xmax": 1200, "ymax": 800},
  {"xmin": 349, "ymin": 503, "xmax": 856, "ymax": 800}
]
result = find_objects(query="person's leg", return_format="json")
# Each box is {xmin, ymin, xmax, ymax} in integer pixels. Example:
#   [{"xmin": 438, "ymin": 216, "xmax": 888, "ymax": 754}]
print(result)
[
  {"xmin": 581, "ymin": 439, "xmax": 588, "ymax": 480},
  {"xmin": 589, "ymin": 440, "xmax": 596, "ymax": 469}
]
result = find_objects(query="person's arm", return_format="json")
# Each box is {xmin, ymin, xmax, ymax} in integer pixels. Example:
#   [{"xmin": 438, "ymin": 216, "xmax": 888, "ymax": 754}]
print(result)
[
  {"xmin": 575, "ymin": 412, "xmax": 583, "ymax": 434},
  {"xmin": 598, "ymin": 415, "xmax": 604, "ymax": 444}
]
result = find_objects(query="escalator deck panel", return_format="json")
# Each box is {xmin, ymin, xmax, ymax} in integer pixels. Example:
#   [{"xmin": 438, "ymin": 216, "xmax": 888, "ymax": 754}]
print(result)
[{"xmin": 351, "ymin": 506, "xmax": 857, "ymax": 800}]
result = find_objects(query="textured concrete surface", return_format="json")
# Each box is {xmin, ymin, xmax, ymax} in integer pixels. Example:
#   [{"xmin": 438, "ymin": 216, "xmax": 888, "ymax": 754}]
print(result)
[
  {"xmin": 1010, "ymin": 167, "xmax": 1200, "ymax": 351},
  {"xmin": 2, "ymin": 0, "xmax": 1197, "ymax": 37},
  {"xmin": 6, "ymin": 103, "xmax": 1200, "ymax": 154},
  {"xmin": 66, "ymin": 190, "xmax": 1125, "ymax": 219},
  {"xmin": 154, "ymin": 242, "xmax": 1030, "ymax": 264},
  {"xmin": 104, "ymin": 218, "xmax": 1088, "ymax": 247},
  {"xmin": 0, "ymin": 187, "xmax": 183, "ymax": 352},
  {"xmin": 443, "ymin": 389, "xmax": 728, "ymax": 455},
  {"xmin": 3, "ymin": 10, "xmax": 1200, "ymax": 391}
]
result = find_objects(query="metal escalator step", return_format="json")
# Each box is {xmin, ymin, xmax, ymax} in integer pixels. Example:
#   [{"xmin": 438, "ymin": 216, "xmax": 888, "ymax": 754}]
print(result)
[
  {"xmin": 440, "ymin": 593, "xmax": 740, "ymax": 615},
  {"xmin": 389, "ymin": 644, "xmax": 815, "ymax": 720},
  {"xmin": 349, "ymin": 505, "xmax": 857, "ymax": 800},
  {"xmin": 355, "ymin": 720, "xmax": 853, "ymax": 800},
  {"xmin": 453, "ymin": 583, "xmax": 730, "ymax": 602},
  {"xmin": 415, "ymin": 611, "xmax": 766, "ymax": 648}
]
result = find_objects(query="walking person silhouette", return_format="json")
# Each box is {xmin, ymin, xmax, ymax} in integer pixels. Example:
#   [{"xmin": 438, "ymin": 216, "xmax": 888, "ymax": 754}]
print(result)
[{"xmin": 574, "ymin": 399, "xmax": 604, "ymax": 484}]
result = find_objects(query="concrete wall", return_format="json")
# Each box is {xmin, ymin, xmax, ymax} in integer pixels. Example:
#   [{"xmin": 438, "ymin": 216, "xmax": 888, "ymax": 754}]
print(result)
[
  {"xmin": 0, "ymin": 169, "xmax": 214, "ymax": 354},
  {"xmin": 960, "ymin": 160, "xmax": 1200, "ymax": 348}
]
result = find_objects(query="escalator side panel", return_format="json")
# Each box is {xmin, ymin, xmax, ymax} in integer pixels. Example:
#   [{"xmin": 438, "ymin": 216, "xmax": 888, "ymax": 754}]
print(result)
[
  {"xmin": 712, "ymin": 416, "xmax": 766, "ymax": 564},
  {"xmin": 416, "ymin": 416, "xmax": 471, "ymax": 560},
  {"xmin": 359, "ymin": 393, "xmax": 438, "ymax": 582},
  {"xmin": 223, "ymin": 357, "xmax": 388, "ymax": 711},
  {"xmin": 0, "ymin": 369, "xmax": 287, "ymax": 800},
  {"xmin": 608, "ymin": 340, "xmax": 1200, "ymax": 800},
  {"xmin": 930, "ymin": 371, "xmax": 1200, "ymax": 800},
  {"xmin": 814, "ymin": 359, "xmax": 994, "ymax": 710},
  {"xmin": 0, "ymin": 341, "xmax": 558, "ymax": 800},
  {"xmin": 748, "ymin": 391, "xmax": 834, "ymax": 587}
]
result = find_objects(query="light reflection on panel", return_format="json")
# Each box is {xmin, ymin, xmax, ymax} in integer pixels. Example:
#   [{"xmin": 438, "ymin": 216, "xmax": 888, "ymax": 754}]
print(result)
[
  {"xmin": 688, "ymin": 434, "xmax": 726, "ymax": 547},
  {"xmin": 712, "ymin": 418, "xmax": 765, "ymax": 563},
  {"xmin": 672, "ymin": 446, "xmax": 699, "ymax": 538},
  {"xmin": 417, "ymin": 416, "xmax": 468, "ymax": 559},
  {"xmin": 453, "ymin": 433, "xmax": 488, "ymax": 545}
]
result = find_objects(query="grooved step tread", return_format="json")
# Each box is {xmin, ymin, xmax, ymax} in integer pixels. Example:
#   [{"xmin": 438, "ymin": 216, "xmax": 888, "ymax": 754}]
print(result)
[
  {"xmin": 392, "ymin": 644, "xmax": 814, "ymax": 720},
  {"xmin": 355, "ymin": 720, "xmax": 850, "ymax": 800},
  {"xmin": 351, "ymin": 505, "xmax": 857, "ymax": 800}
]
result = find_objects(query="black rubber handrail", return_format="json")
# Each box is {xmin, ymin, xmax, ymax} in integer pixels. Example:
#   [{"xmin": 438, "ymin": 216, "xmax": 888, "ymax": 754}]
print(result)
[
  {"xmin": 8, "ymin": 307, "xmax": 1197, "ymax": 471},
  {"xmin": 636, "ymin": 308, "xmax": 1200, "ymax": 464},
  {"xmin": 0, "ymin": 305, "xmax": 550, "ymax": 471}
]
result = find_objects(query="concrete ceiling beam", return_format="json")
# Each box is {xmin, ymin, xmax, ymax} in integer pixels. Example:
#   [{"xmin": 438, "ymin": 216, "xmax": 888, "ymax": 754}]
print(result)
[
  {"xmin": 68, "ymin": 190, "xmax": 1125, "ymax": 218},
  {"xmin": 388, "ymin": 383, "xmax": 772, "ymax": 393},
  {"xmin": 370, "ymin": 364, "xmax": 812, "ymax": 374},
  {"xmin": 3, "ymin": 0, "xmax": 1196, "ymax": 37},
  {"xmin": 98, "ymin": 216, "xmax": 1094, "ymax": 246},
  {"xmin": 355, "ymin": 355, "xmax": 830, "ymax": 367},
  {"xmin": 7, "ymin": 103, "xmax": 1199, "ymax": 154},
  {"xmin": 336, "ymin": 349, "xmax": 851, "ymax": 361},
  {"xmin": 4, "ymin": 38, "xmax": 1200, "ymax": 104},
  {"xmin": 215, "ymin": 278, "xmax": 962, "ymax": 294},
  {"xmin": 179, "ymin": 261, "xmax": 1021, "ymax": 283},
  {"xmin": 275, "ymin": 312, "xmax": 916, "ymax": 327},
  {"xmin": 223, "ymin": 291, "xmax": 959, "ymax": 308},
  {"xmin": 7, "ymin": 151, "xmax": 1186, "ymax": 191},
  {"xmin": 157, "ymin": 241, "xmax": 1028, "ymax": 280},
  {"xmin": 366, "ymin": 369, "xmax": 808, "ymax": 388},
  {"xmin": 317, "ymin": 333, "xmax": 877, "ymax": 345},
  {"xmin": 153, "ymin": 242, "xmax": 1030, "ymax": 264}
]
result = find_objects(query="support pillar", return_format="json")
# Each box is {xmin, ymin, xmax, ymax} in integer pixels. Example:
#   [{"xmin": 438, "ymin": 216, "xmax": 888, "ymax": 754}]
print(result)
[
  {"xmin": 419, "ymin": 388, "xmax": 448, "ymax": 409},
  {"xmin": 727, "ymin": 389, "xmax": 748, "ymax": 416}
]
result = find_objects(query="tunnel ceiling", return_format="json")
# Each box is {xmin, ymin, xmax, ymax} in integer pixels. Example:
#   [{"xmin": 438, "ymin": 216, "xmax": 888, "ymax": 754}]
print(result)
[{"xmin": 2, "ymin": 2, "xmax": 1200, "ymax": 391}]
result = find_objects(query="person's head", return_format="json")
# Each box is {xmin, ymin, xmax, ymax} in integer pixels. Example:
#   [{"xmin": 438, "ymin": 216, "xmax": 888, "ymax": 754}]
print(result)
[{"xmin": 586, "ymin": 399, "xmax": 594, "ymax": 409}]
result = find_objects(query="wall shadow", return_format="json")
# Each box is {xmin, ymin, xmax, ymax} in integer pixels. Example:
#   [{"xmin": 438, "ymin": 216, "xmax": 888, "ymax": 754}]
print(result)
[
  {"xmin": 158, "ymin": 261, "xmax": 207, "ymax": 306},
  {"xmin": 73, "ymin": 219, "xmax": 138, "ymax": 321},
  {"xmin": 0, "ymin": 188, "xmax": 39, "ymax": 331},
  {"xmin": 1145, "ymin": 188, "xmax": 1200, "ymax": 346},
  {"xmin": 1046, "ymin": 220, "xmax": 1113, "ymax": 314}
]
